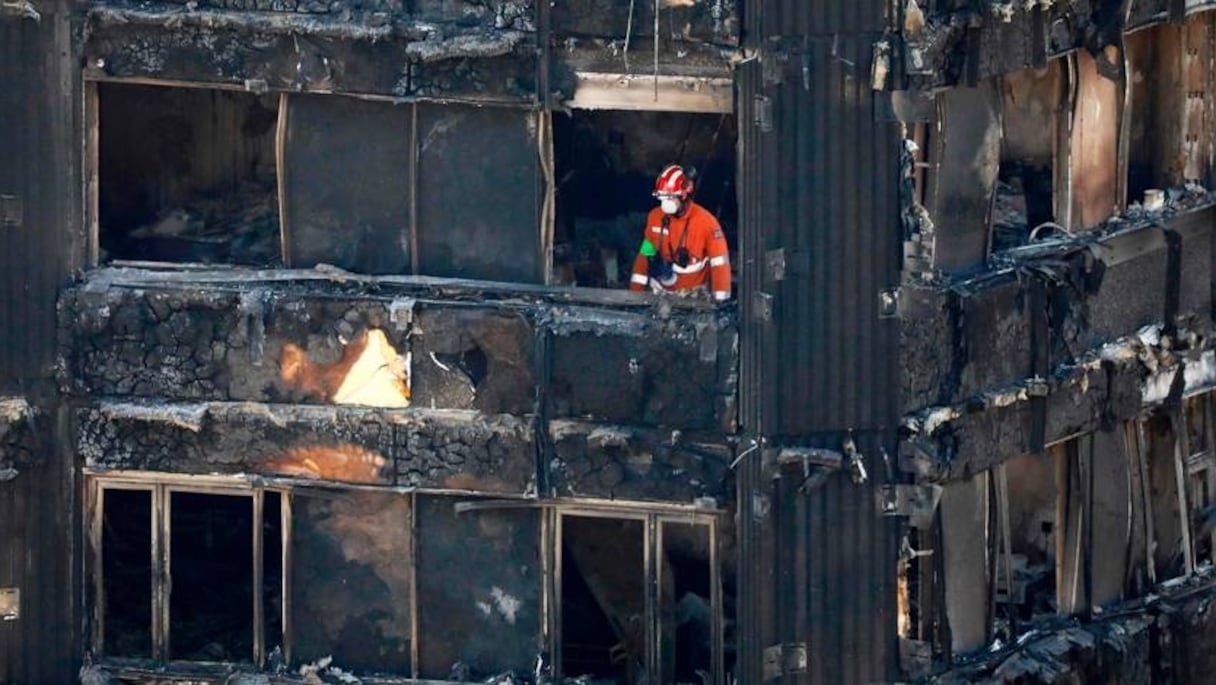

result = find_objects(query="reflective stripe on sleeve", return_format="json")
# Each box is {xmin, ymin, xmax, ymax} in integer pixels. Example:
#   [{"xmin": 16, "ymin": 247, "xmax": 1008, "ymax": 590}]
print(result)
[
  {"xmin": 712, "ymin": 290, "xmax": 730, "ymax": 301},
  {"xmin": 631, "ymin": 273, "xmax": 650, "ymax": 286},
  {"xmin": 709, "ymin": 255, "xmax": 728, "ymax": 267}
]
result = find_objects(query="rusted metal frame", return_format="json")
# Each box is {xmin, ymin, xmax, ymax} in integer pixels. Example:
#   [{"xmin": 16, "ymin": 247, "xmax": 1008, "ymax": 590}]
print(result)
[
  {"xmin": 84, "ymin": 79, "xmax": 100, "ymax": 267},
  {"xmin": 253, "ymin": 488, "xmax": 265, "ymax": 666},
  {"xmin": 1171, "ymin": 410, "xmax": 1197, "ymax": 576},
  {"xmin": 281, "ymin": 491, "xmax": 294, "ymax": 667},
  {"xmin": 1134, "ymin": 419, "xmax": 1158, "ymax": 584},
  {"xmin": 276, "ymin": 92, "xmax": 291, "ymax": 267}
]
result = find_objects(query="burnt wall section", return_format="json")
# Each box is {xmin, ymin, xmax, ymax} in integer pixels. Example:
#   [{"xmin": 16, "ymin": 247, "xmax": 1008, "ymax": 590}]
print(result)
[
  {"xmin": 900, "ymin": 208, "xmax": 1216, "ymax": 481},
  {"xmin": 546, "ymin": 306, "xmax": 736, "ymax": 432},
  {"xmin": 0, "ymin": 399, "xmax": 36, "ymax": 481},
  {"xmin": 76, "ymin": 402, "xmax": 536, "ymax": 493},
  {"xmin": 932, "ymin": 576, "xmax": 1216, "ymax": 684},
  {"xmin": 59, "ymin": 272, "xmax": 737, "ymax": 431},
  {"xmin": 549, "ymin": 420, "xmax": 731, "ymax": 503}
]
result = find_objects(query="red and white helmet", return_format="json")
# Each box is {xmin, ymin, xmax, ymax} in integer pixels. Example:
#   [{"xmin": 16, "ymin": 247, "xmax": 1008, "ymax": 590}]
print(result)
[{"xmin": 653, "ymin": 164, "xmax": 694, "ymax": 199}]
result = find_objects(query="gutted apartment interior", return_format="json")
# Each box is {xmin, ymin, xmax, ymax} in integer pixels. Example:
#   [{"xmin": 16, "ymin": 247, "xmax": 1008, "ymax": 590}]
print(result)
[{"xmin": 894, "ymin": 2, "xmax": 1216, "ymax": 681}]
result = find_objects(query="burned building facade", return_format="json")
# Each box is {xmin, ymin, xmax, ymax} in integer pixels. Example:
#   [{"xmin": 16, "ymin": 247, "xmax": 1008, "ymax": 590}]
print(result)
[{"xmin": 4, "ymin": 0, "xmax": 1216, "ymax": 683}]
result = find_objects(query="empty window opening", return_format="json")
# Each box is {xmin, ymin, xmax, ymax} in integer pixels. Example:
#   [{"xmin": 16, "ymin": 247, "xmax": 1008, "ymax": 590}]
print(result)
[
  {"xmin": 660, "ymin": 522, "xmax": 714, "ymax": 684},
  {"xmin": 1144, "ymin": 415, "xmax": 1190, "ymax": 579},
  {"xmin": 561, "ymin": 516, "xmax": 645, "ymax": 682},
  {"xmin": 93, "ymin": 483, "xmax": 284, "ymax": 665},
  {"xmin": 551, "ymin": 110, "xmax": 737, "ymax": 291},
  {"xmin": 996, "ymin": 451, "xmax": 1058, "ymax": 628},
  {"xmin": 992, "ymin": 63, "xmax": 1065, "ymax": 252},
  {"xmin": 101, "ymin": 488, "xmax": 153, "ymax": 658},
  {"xmin": 169, "ymin": 492, "xmax": 255, "ymax": 661},
  {"xmin": 97, "ymin": 83, "xmax": 282, "ymax": 266}
]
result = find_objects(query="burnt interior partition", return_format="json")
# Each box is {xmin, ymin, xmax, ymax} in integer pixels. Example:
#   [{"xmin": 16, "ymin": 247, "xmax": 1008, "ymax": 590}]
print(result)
[
  {"xmin": 551, "ymin": 110, "xmax": 737, "ymax": 289},
  {"xmin": 289, "ymin": 489, "xmax": 411, "ymax": 674},
  {"xmin": 97, "ymin": 83, "xmax": 282, "ymax": 266},
  {"xmin": 281, "ymin": 94, "xmax": 412, "ymax": 274},
  {"xmin": 997, "ymin": 451, "xmax": 1057, "ymax": 628},
  {"xmin": 415, "ymin": 104, "xmax": 542, "ymax": 283}
]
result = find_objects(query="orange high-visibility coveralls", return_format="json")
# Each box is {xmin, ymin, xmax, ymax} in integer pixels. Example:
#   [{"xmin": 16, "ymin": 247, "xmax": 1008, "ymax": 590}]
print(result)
[{"xmin": 628, "ymin": 201, "xmax": 731, "ymax": 301}]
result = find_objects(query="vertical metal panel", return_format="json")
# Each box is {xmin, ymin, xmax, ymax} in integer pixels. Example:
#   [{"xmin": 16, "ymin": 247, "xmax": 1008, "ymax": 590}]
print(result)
[
  {"xmin": 0, "ymin": 3, "xmax": 83, "ymax": 392},
  {"xmin": 736, "ymin": 0, "xmax": 900, "ymax": 680},
  {"xmin": 0, "ymin": 407, "xmax": 79, "ymax": 683},
  {"xmin": 755, "ymin": 37, "xmax": 901, "ymax": 435}
]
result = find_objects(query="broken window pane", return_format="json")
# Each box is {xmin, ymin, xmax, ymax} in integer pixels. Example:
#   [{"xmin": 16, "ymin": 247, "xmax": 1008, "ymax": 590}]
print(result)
[
  {"xmin": 98, "ymin": 83, "xmax": 282, "ymax": 267},
  {"xmin": 168, "ymin": 492, "xmax": 254, "ymax": 662},
  {"xmin": 551, "ymin": 110, "xmax": 737, "ymax": 291},
  {"xmin": 101, "ymin": 488, "xmax": 153, "ymax": 658},
  {"xmin": 290, "ymin": 490, "xmax": 411, "ymax": 674},
  {"xmin": 659, "ymin": 522, "xmax": 714, "ymax": 685},
  {"xmin": 561, "ymin": 515, "xmax": 645, "ymax": 682},
  {"xmin": 416, "ymin": 497, "xmax": 541, "ymax": 680}
]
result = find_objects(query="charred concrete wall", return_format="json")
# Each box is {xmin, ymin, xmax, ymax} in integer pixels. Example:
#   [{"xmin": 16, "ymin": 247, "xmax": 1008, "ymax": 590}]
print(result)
[{"xmin": 61, "ymin": 269, "xmax": 739, "ymax": 503}]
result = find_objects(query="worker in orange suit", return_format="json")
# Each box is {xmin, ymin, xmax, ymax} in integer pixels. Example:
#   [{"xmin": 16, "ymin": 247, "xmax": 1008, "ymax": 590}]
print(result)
[{"xmin": 629, "ymin": 164, "xmax": 731, "ymax": 302}]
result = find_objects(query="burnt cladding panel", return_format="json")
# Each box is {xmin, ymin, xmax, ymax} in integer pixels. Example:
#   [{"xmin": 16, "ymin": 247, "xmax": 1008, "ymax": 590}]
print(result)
[
  {"xmin": 283, "ymin": 94, "xmax": 412, "ymax": 274},
  {"xmin": 772, "ymin": 39, "xmax": 900, "ymax": 434},
  {"xmin": 415, "ymin": 104, "xmax": 542, "ymax": 283},
  {"xmin": 0, "ymin": 8, "xmax": 81, "ymax": 391}
]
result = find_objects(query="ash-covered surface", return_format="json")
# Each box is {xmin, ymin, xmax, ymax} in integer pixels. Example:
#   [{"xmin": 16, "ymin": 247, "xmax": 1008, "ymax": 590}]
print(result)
[
  {"xmin": 410, "ymin": 306, "xmax": 534, "ymax": 415},
  {"xmin": 76, "ymin": 402, "xmax": 536, "ymax": 493},
  {"xmin": 549, "ymin": 420, "xmax": 731, "ymax": 503}
]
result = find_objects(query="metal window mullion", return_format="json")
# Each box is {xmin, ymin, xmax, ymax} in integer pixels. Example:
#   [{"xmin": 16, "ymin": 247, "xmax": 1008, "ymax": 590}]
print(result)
[
  {"xmin": 154, "ymin": 485, "xmax": 170, "ymax": 662},
  {"xmin": 409, "ymin": 493, "xmax": 419, "ymax": 679},
  {"xmin": 551, "ymin": 510, "xmax": 564, "ymax": 680},
  {"xmin": 253, "ymin": 489, "xmax": 265, "ymax": 666},
  {"xmin": 1205, "ymin": 396, "xmax": 1216, "ymax": 564},
  {"xmin": 90, "ymin": 481, "xmax": 105, "ymax": 655},
  {"xmin": 282, "ymin": 491, "xmax": 294, "ymax": 666},
  {"xmin": 644, "ymin": 514, "xmax": 660, "ymax": 682}
]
